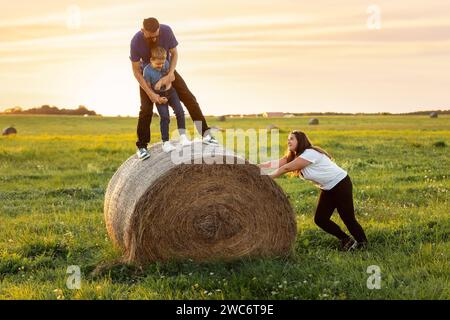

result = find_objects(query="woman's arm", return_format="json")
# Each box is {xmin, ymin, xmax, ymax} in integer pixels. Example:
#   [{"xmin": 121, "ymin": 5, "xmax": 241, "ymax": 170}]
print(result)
[
  {"xmin": 269, "ymin": 157, "xmax": 311, "ymax": 179},
  {"xmin": 258, "ymin": 156, "xmax": 288, "ymax": 169}
]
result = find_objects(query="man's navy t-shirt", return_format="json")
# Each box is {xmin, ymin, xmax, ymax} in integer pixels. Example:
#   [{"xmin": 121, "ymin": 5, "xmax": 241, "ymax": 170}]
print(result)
[{"xmin": 129, "ymin": 24, "xmax": 178, "ymax": 70}]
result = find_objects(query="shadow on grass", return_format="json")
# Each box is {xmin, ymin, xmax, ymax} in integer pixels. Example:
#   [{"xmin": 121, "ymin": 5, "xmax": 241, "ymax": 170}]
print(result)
[{"xmin": 88, "ymin": 254, "xmax": 305, "ymax": 286}]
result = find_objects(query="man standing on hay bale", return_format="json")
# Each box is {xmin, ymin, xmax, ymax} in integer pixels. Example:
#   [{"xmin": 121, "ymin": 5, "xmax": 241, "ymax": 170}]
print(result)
[{"xmin": 130, "ymin": 17, "xmax": 219, "ymax": 160}]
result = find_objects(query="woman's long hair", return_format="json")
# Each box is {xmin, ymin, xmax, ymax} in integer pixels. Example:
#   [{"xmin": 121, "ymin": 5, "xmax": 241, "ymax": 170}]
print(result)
[{"xmin": 286, "ymin": 130, "xmax": 331, "ymax": 176}]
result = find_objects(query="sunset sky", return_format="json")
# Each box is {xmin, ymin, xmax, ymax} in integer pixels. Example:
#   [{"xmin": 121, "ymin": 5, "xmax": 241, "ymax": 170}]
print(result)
[{"xmin": 1, "ymin": 0, "xmax": 450, "ymax": 116}]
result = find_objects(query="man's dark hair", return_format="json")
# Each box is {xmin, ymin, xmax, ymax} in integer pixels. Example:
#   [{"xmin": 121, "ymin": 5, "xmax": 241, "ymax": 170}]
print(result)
[{"xmin": 143, "ymin": 18, "xmax": 159, "ymax": 32}]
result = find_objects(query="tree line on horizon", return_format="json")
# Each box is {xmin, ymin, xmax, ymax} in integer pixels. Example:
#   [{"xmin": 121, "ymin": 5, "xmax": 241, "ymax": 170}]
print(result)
[
  {"xmin": 1, "ymin": 105, "xmax": 448, "ymax": 117},
  {"xmin": 0, "ymin": 105, "xmax": 98, "ymax": 116},
  {"xmin": 226, "ymin": 109, "xmax": 450, "ymax": 117}
]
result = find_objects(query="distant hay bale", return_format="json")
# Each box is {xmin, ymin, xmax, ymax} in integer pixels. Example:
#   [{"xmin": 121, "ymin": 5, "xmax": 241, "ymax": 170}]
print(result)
[
  {"xmin": 433, "ymin": 141, "xmax": 446, "ymax": 148},
  {"xmin": 217, "ymin": 115, "xmax": 226, "ymax": 122},
  {"xmin": 104, "ymin": 142, "xmax": 297, "ymax": 265},
  {"xmin": 2, "ymin": 127, "xmax": 17, "ymax": 136},
  {"xmin": 430, "ymin": 112, "xmax": 438, "ymax": 118},
  {"xmin": 309, "ymin": 118, "xmax": 319, "ymax": 125}
]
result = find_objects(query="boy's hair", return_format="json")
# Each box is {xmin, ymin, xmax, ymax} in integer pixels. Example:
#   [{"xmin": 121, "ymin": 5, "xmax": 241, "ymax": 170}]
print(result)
[
  {"xmin": 150, "ymin": 47, "xmax": 167, "ymax": 61},
  {"xmin": 143, "ymin": 17, "xmax": 159, "ymax": 32}
]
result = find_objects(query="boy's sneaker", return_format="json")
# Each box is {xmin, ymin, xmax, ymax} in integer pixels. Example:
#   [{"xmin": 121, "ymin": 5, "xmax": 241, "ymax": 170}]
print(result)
[
  {"xmin": 180, "ymin": 134, "xmax": 192, "ymax": 146},
  {"xmin": 203, "ymin": 134, "xmax": 219, "ymax": 145},
  {"xmin": 136, "ymin": 148, "xmax": 150, "ymax": 160},
  {"xmin": 162, "ymin": 141, "xmax": 176, "ymax": 153},
  {"xmin": 339, "ymin": 237, "xmax": 356, "ymax": 251}
]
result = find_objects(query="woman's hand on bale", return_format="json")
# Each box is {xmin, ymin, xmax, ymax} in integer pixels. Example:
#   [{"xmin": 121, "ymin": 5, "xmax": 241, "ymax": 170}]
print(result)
[{"xmin": 257, "ymin": 162, "xmax": 270, "ymax": 169}]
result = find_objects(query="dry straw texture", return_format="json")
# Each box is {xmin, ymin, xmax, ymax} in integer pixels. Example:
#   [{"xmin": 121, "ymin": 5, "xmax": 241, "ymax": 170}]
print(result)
[{"xmin": 104, "ymin": 142, "xmax": 297, "ymax": 265}]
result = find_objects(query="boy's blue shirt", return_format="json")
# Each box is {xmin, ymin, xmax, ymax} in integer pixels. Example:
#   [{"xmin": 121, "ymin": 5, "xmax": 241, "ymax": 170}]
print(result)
[{"xmin": 143, "ymin": 60, "xmax": 170, "ymax": 89}]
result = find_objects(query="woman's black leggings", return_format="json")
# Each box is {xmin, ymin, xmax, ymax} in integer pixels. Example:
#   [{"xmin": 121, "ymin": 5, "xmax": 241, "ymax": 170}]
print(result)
[{"xmin": 314, "ymin": 175, "xmax": 368, "ymax": 243}]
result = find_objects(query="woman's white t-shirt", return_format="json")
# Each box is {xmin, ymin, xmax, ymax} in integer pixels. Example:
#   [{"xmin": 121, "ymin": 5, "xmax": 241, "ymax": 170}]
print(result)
[{"xmin": 299, "ymin": 149, "xmax": 347, "ymax": 190}]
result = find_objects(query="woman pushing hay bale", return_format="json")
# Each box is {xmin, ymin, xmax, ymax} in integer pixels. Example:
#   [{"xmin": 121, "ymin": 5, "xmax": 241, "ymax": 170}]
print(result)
[{"xmin": 104, "ymin": 142, "xmax": 296, "ymax": 265}]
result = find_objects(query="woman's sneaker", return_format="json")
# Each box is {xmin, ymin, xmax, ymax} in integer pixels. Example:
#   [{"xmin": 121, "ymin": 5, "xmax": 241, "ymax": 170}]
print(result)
[
  {"xmin": 203, "ymin": 134, "xmax": 219, "ymax": 145},
  {"xmin": 180, "ymin": 134, "xmax": 192, "ymax": 146},
  {"xmin": 136, "ymin": 148, "xmax": 150, "ymax": 160},
  {"xmin": 339, "ymin": 237, "xmax": 356, "ymax": 251},
  {"xmin": 350, "ymin": 241, "xmax": 368, "ymax": 251},
  {"xmin": 162, "ymin": 141, "xmax": 176, "ymax": 153}
]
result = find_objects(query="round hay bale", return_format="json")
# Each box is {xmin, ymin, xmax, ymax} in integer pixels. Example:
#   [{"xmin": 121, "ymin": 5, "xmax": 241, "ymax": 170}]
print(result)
[
  {"xmin": 429, "ymin": 112, "xmax": 438, "ymax": 118},
  {"xmin": 104, "ymin": 142, "xmax": 296, "ymax": 265},
  {"xmin": 309, "ymin": 118, "xmax": 319, "ymax": 125},
  {"xmin": 217, "ymin": 115, "xmax": 226, "ymax": 122},
  {"xmin": 2, "ymin": 127, "xmax": 17, "ymax": 136}
]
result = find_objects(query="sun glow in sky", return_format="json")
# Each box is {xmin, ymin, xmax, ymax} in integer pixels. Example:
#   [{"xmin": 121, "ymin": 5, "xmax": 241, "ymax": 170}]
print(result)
[{"xmin": 1, "ymin": 0, "xmax": 450, "ymax": 116}]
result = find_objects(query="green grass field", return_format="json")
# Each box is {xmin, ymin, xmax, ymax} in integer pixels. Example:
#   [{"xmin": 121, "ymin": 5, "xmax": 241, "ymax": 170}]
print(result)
[{"xmin": 0, "ymin": 114, "xmax": 449, "ymax": 299}]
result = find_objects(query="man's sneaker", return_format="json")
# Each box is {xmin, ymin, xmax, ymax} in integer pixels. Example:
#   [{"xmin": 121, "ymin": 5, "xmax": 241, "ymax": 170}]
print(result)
[
  {"xmin": 162, "ymin": 141, "xmax": 176, "ymax": 153},
  {"xmin": 339, "ymin": 237, "xmax": 356, "ymax": 251},
  {"xmin": 203, "ymin": 134, "xmax": 219, "ymax": 145},
  {"xmin": 180, "ymin": 134, "xmax": 192, "ymax": 146},
  {"xmin": 137, "ymin": 148, "xmax": 150, "ymax": 160}
]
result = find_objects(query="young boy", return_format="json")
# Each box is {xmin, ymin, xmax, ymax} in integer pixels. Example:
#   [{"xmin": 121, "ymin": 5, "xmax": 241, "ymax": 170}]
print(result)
[{"xmin": 143, "ymin": 46, "xmax": 191, "ymax": 153}]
